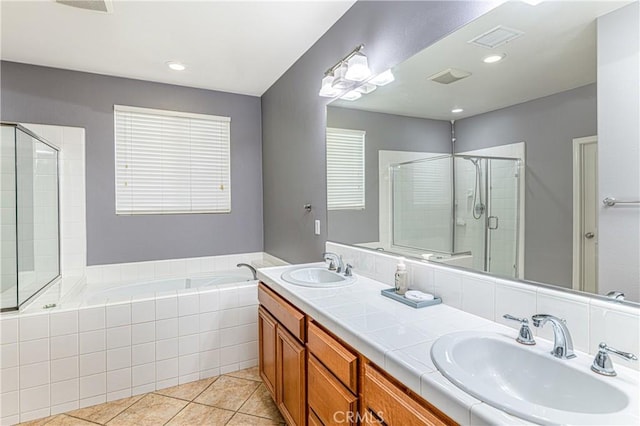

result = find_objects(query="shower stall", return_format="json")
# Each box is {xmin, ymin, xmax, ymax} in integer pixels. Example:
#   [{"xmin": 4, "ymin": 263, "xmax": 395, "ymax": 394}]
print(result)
[
  {"xmin": 1, "ymin": 123, "xmax": 60, "ymax": 311},
  {"xmin": 391, "ymin": 154, "xmax": 522, "ymax": 278}
]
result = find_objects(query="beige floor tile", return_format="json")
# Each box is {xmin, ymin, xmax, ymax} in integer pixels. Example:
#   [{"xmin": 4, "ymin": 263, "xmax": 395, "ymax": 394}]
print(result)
[
  {"xmin": 238, "ymin": 384, "xmax": 283, "ymax": 422},
  {"xmin": 44, "ymin": 415, "xmax": 97, "ymax": 425},
  {"xmin": 225, "ymin": 366, "xmax": 261, "ymax": 382},
  {"xmin": 165, "ymin": 402, "xmax": 234, "ymax": 425},
  {"xmin": 155, "ymin": 376, "xmax": 218, "ymax": 401},
  {"xmin": 194, "ymin": 375, "xmax": 260, "ymax": 411},
  {"xmin": 226, "ymin": 412, "xmax": 284, "ymax": 425},
  {"xmin": 66, "ymin": 395, "xmax": 142, "ymax": 424},
  {"xmin": 106, "ymin": 394, "xmax": 187, "ymax": 426},
  {"xmin": 18, "ymin": 415, "xmax": 61, "ymax": 426}
]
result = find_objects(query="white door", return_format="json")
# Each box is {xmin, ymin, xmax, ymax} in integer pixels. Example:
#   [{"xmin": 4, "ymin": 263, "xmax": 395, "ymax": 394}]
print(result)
[{"xmin": 572, "ymin": 136, "xmax": 598, "ymax": 293}]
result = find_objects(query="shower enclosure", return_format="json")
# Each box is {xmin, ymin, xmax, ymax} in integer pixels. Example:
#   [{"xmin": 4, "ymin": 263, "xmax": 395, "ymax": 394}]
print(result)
[
  {"xmin": 391, "ymin": 154, "xmax": 521, "ymax": 278},
  {"xmin": 1, "ymin": 123, "xmax": 60, "ymax": 311}
]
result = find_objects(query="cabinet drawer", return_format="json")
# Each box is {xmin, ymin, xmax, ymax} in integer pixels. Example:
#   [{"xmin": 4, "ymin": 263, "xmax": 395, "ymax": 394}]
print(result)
[
  {"xmin": 362, "ymin": 363, "xmax": 455, "ymax": 426},
  {"xmin": 308, "ymin": 354, "xmax": 358, "ymax": 426},
  {"xmin": 307, "ymin": 321, "xmax": 358, "ymax": 393},
  {"xmin": 259, "ymin": 282, "xmax": 305, "ymax": 341}
]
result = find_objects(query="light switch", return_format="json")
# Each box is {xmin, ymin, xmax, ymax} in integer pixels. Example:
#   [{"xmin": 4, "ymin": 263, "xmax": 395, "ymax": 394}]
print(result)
[{"xmin": 314, "ymin": 220, "xmax": 321, "ymax": 235}]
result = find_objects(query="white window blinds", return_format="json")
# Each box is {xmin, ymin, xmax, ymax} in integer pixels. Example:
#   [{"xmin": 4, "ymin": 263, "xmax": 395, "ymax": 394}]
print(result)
[
  {"xmin": 114, "ymin": 105, "xmax": 231, "ymax": 215},
  {"xmin": 326, "ymin": 127, "xmax": 365, "ymax": 210}
]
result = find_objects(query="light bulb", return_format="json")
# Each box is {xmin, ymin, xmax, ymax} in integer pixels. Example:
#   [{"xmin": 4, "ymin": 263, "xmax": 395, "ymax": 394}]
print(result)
[
  {"xmin": 483, "ymin": 54, "xmax": 506, "ymax": 64},
  {"xmin": 451, "ymin": 108, "xmax": 464, "ymax": 114},
  {"xmin": 167, "ymin": 62, "xmax": 186, "ymax": 71}
]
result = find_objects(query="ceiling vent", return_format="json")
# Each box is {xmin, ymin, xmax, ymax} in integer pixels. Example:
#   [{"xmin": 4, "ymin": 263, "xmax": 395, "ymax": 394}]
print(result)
[
  {"xmin": 468, "ymin": 26, "xmax": 524, "ymax": 49},
  {"xmin": 428, "ymin": 68, "xmax": 472, "ymax": 85},
  {"xmin": 56, "ymin": 0, "xmax": 113, "ymax": 13}
]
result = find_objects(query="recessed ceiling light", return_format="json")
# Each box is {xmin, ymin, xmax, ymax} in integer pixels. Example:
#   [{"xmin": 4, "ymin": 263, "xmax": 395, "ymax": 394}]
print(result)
[
  {"xmin": 483, "ymin": 54, "xmax": 506, "ymax": 64},
  {"xmin": 167, "ymin": 62, "xmax": 186, "ymax": 71},
  {"xmin": 451, "ymin": 108, "xmax": 464, "ymax": 114}
]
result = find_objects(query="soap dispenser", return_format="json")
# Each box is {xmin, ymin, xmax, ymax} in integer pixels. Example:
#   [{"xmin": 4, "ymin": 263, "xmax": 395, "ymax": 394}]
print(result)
[{"xmin": 394, "ymin": 257, "xmax": 408, "ymax": 295}]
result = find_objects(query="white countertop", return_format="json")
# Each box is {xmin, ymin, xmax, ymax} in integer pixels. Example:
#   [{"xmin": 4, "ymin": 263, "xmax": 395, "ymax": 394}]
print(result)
[{"xmin": 258, "ymin": 263, "xmax": 640, "ymax": 426}]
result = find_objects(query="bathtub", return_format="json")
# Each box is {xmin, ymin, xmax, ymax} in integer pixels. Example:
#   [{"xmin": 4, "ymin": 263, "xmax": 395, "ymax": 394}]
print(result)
[
  {"xmin": 0, "ymin": 268, "xmax": 260, "ymax": 424},
  {"xmin": 76, "ymin": 270, "xmax": 255, "ymax": 306}
]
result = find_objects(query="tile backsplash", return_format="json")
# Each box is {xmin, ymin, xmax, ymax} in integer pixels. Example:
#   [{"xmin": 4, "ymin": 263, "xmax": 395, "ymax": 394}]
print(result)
[{"xmin": 326, "ymin": 241, "xmax": 640, "ymax": 370}]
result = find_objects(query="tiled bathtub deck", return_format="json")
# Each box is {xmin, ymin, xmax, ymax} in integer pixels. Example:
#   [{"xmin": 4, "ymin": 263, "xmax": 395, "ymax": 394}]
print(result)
[{"xmin": 18, "ymin": 367, "xmax": 284, "ymax": 426}]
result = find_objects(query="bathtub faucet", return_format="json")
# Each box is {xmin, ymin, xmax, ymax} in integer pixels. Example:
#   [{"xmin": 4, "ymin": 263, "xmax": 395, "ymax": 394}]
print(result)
[{"xmin": 237, "ymin": 263, "xmax": 258, "ymax": 280}]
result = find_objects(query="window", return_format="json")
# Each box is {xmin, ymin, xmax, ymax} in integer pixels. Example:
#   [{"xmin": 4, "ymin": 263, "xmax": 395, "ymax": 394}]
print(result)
[
  {"xmin": 114, "ymin": 105, "xmax": 230, "ymax": 215},
  {"xmin": 326, "ymin": 127, "xmax": 365, "ymax": 210}
]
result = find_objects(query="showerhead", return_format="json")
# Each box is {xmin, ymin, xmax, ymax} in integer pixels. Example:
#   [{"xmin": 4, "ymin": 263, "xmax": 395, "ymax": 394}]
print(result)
[{"xmin": 462, "ymin": 156, "xmax": 479, "ymax": 166}]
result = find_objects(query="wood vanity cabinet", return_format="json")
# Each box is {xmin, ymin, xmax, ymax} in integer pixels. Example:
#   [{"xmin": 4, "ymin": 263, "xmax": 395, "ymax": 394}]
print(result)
[
  {"xmin": 361, "ymin": 362, "xmax": 456, "ymax": 426},
  {"xmin": 258, "ymin": 282, "xmax": 456, "ymax": 426},
  {"xmin": 258, "ymin": 283, "xmax": 306, "ymax": 426},
  {"xmin": 306, "ymin": 321, "xmax": 359, "ymax": 425}
]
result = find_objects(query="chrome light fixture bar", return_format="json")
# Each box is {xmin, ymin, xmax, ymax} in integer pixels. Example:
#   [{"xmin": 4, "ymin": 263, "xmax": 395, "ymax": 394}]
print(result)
[
  {"xmin": 318, "ymin": 44, "xmax": 395, "ymax": 101},
  {"xmin": 319, "ymin": 44, "xmax": 370, "ymax": 97}
]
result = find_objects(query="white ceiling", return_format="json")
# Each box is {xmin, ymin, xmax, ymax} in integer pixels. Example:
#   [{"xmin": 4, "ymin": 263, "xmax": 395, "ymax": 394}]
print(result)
[
  {"xmin": 333, "ymin": 1, "xmax": 631, "ymax": 120},
  {"xmin": 1, "ymin": 0, "xmax": 356, "ymax": 96}
]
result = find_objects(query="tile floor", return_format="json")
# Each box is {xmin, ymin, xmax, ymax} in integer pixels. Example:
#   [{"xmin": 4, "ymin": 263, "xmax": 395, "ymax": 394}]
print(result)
[{"xmin": 18, "ymin": 367, "xmax": 285, "ymax": 426}]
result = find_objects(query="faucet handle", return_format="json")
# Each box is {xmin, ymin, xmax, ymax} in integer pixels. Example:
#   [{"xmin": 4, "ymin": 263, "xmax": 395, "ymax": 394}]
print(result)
[
  {"xmin": 591, "ymin": 342, "xmax": 638, "ymax": 376},
  {"xmin": 344, "ymin": 264, "xmax": 353, "ymax": 277},
  {"xmin": 503, "ymin": 314, "xmax": 536, "ymax": 345}
]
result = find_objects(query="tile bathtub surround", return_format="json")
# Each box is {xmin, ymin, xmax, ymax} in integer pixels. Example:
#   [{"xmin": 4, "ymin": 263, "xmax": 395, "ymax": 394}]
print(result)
[
  {"xmin": 326, "ymin": 241, "xmax": 640, "ymax": 370},
  {"xmin": 84, "ymin": 251, "xmax": 288, "ymax": 286},
  {"xmin": 14, "ymin": 367, "xmax": 285, "ymax": 426},
  {"xmin": 0, "ymin": 281, "xmax": 260, "ymax": 425}
]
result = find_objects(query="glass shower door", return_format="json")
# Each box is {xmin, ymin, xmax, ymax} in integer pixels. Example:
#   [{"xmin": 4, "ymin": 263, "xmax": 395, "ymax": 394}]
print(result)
[
  {"xmin": 486, "ymin": 158, "xmax": 521, "ymax": 278},
  {"xmin": 391, "ymin": 155, "xmax": 453, "ymax": 253}
]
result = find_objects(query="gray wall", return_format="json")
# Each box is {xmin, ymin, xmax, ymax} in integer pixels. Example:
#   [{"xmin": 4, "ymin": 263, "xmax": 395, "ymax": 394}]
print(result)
[
  {"xmin": 1, "ymin": 61, "xmax": 263, "ymax": 265},
  {"xmin": 455, "ymin": 84, "xmax": 597, "ymax": 287},
  {"xmin": 326, "ymin": 106, "xmax": 450, "ymax": 244},
  {"xmin": 261, "ymin": 0, "xmax": 499, "ymax": 263}
]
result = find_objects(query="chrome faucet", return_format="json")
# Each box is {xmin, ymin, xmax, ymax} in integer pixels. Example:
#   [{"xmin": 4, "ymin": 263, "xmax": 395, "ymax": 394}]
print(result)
[
  {"xmin": 322, "ymin": 252, "xmax": 343, "ymax": 273},
  {"xmin": 236, "ymin": 263, "xmax": 257, "ymax": 280},
  {"xmin": 591, "ymin": 342, "xmax": 638, "ymax": 376},
  {"xmin": 503, "ymin": 314, "xmax": 536, "ymax": 345},
  {"xmin": 531, "ymin": 314, "xmax": 576, "ymax": 359}
]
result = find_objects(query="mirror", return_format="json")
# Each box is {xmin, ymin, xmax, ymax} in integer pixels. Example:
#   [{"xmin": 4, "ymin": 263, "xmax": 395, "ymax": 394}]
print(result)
[{"xmin": 326, "ymin": 1, "xmax": 639, "ymax": 303}]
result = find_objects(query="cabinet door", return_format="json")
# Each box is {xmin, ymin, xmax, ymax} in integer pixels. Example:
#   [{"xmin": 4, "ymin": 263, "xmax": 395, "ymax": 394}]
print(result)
[
  {"xmin": 258, "ymin": 306, "xmax": 278, "ymax": 399},
  {"xmin": 277, "ymin": 325, "xmax": 306, "ymax": 426},
  {"xmin": 362, "ymin": 364, "xmax": 454, "ymax": 426}
]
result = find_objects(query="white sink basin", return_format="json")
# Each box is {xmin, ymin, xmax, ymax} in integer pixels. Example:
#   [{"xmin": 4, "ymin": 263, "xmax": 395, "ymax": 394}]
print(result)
[
  {"xmin": 431, "ymin": 332, "xmax": 632, "ymax": 424},
  {"xmin": 281, "ymin": 267, "xmax": 355, "ymax": 288}
]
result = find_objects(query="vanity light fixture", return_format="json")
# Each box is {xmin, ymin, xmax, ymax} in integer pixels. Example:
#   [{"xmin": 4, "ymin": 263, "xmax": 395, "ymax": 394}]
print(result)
[
  {"xmin": 319, "ymin": 74, "xmax": 341, "ymax": 97},
  {"xmin": 167, "ymin": 61, "xmax": 186, "ymax": 71},
  {"xmin": 369, "ymin": 69, "xmax": 395, "ymax": 86},
  {"xmin": 451, "ymin": 108, "xmax": 464, "ymax": 114},
  {"xmin": 331, "ymin": 63, "xmax": 353, "ymax": 90},
  {"xmin": 345, "ymin": 52, "xmax": 372, "ymax": 82},
  {"xmin": 340, "ymin": 90, "xmax": 362, "ymax": 101},
  {"xmin": 356, "ymin": 83, "xmax": 377, "ymax": 94},
  {"xmin": 318, "ymin": 45, "xmax": 395, "ymax": 98},
  {"xmin": 483, "ymin": 53, "xmax": 506, "ymax": 64}
]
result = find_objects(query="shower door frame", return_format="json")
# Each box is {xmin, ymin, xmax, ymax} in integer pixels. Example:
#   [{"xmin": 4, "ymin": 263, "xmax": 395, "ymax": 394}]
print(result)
[
  {"xmin": 1, "ymin": 122, "xmax": 62, "ymax": 312},
  {"xmin": 452, "ymin": 154, "xmax": 523, "ymax": 279}
]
